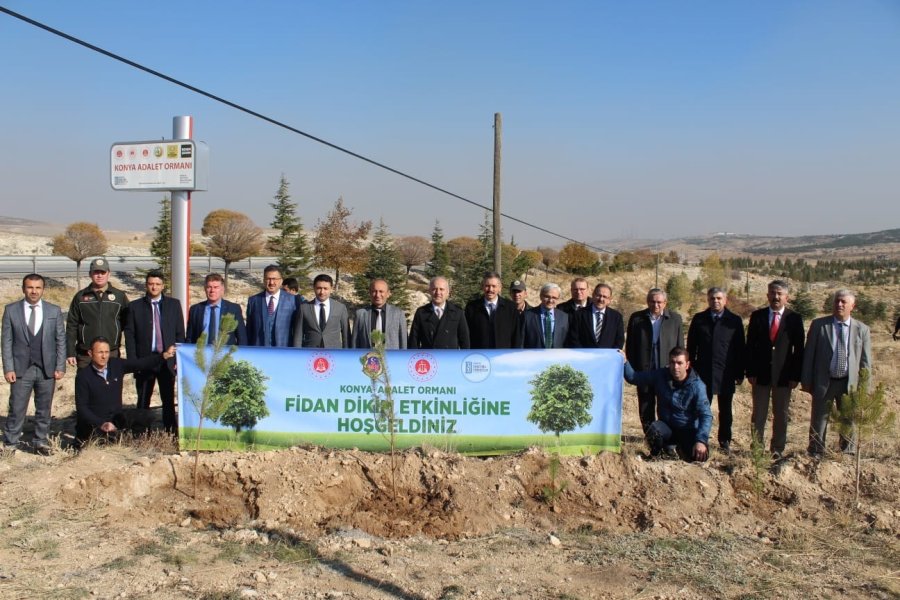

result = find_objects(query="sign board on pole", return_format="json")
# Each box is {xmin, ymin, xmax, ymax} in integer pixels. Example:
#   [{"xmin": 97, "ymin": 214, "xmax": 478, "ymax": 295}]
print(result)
[{"xmin": 110, "ymin": 139, "xmax": 209, "ymax": 191}]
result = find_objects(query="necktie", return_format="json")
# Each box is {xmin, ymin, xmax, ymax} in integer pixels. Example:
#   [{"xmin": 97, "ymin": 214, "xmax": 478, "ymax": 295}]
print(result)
[
  {"xmin": 594, "ymin": 311, "xmax": 603, "ymax": 343},
  {"xmin": 544, "ymin": 311, "xmax": 553, "ymax": 348},
  {"xmin": 319, "ymin": 303, "xmax": 326, "ymax": 331},
  {"xmin": 487, "ymin": 303, "xmax": 495, "ymax": 317},
  {"xmin": 373, "ymin": 308, "xmax": 382, "ymax": 334},
  {"xmin": 833, "ymin": 322, "xmax": 848, "ymax": 378},
  {"xmin": 28, "ymin": 304, "xmax": 36, "ymax": 337},
  {"xmin": 152, "ymin": 301, "xmax": 164, "ymax": 352},
  {"xmin": 435, "ymin": 306, "xmax": 443, "ymax": 320},
  {"xmin": 769, "ymin": 312, "xmax": 781, "ymax": 344},
  {"xmin": 208, "ymin": 305, "xmax": 218, "ymax": 345},
  {"xmin": 267, "ymin": 295, "xmax": 275, "ymax": 316}
]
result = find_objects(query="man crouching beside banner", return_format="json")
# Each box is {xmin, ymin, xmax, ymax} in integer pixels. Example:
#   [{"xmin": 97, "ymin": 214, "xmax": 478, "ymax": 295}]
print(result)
[{"xmin": 75, "ymin": 336, "xmax": 175, "ymax": 446}]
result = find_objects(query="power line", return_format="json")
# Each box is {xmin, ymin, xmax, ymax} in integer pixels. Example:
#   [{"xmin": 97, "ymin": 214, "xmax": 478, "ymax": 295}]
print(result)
[{"xmin": 1, "ymin": 5, "xmax": 611, "ymax": 254}]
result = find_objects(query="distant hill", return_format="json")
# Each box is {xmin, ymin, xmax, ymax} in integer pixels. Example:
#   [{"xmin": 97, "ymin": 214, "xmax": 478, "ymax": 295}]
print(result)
[{"xmin": 593, "ymin": 229, "xmax": 900, "ymax": 261}]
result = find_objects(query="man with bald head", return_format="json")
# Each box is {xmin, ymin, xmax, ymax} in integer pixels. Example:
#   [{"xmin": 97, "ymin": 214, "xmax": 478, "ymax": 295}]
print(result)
[
  {"xmin": 409, "ymin": 277, "xmax": 470, "ymax": 349},
  {"xmin": 801, "ymin": 289, "xmax": 871, "ymax": 456},
  {"xmin": 352, "ymin": 278, "xmax": 407, "ymax": 350}
]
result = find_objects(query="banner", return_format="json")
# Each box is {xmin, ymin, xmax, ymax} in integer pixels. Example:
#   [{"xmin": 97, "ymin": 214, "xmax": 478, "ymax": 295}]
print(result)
[{"xmin": 177, "ymin": 345, "xmax": 623, "ymax": 455}]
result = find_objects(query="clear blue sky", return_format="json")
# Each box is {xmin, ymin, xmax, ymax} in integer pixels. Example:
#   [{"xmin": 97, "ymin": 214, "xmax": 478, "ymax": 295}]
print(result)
[{"xmin": 1, "ymin": 1, "xmax": 898, "ymax": 248}]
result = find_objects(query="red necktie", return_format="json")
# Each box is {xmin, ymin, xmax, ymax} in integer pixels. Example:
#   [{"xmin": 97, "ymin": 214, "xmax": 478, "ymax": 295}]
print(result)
[
  {"xmin": 769, "ymin": 312, "xmax": 781, "ymax": 344},
  {"xmin": 267, "ymin": 295, "xmax": 275, "ymax": 316}
]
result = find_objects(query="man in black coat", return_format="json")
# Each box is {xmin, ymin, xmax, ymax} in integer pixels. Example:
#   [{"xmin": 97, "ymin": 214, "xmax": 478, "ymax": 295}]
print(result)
[
  {"xmin": 565, "ymin": 283, "xmax": 625, "ymax": 350},
  {"xmin": 687, "ymin": 287, "xmax": 745, "ymax": 452},
  {"xmin": 465, "ymin": 271, "xmax": 521, "ymax": 349},
  {"xmin": 409, "ymin": 276, "xmax": 470, "ymax": 350},
  {"xmin": 557, "ymin": 277, "xmax": 590, "ymax": 316},
  {"xmin": 185, "ymin": 273, "xmax": 247, "ymax": 346},
  {"xmin": 75, "ymin": 337, "xmax": 175, "ymax": 444},
  {"xmin": 625, "ymin": 288, "xmax": 684, "ymax": 433},
  {"xmin": 745, "ymin": 280, "xmax": 805, "ymax": 460},
  {"xmin": 125, "ymin": 271, "xmax": 185, "ymax": 433}
]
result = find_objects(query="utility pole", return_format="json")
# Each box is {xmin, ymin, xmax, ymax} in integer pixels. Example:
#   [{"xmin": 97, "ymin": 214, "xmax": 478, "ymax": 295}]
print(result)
[{"xmin": 492, "ymin": 113, "xmax": 502, "ymax": 275}]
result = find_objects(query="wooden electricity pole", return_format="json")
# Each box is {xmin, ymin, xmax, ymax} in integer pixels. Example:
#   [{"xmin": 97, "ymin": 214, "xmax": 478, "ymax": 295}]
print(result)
[{"xmin": 493, "ymin": 113, "xmax": 502, "ymax": 275}]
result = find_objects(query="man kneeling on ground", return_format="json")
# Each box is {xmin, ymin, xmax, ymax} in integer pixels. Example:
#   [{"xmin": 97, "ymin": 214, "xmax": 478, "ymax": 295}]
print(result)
[
  {"xmin": 623, "ymin": 347, "xmax": 712, "ymax": 462},
  {"xmin": 75, "ymin": 336, "xmax": 175, "ymax": 445}
]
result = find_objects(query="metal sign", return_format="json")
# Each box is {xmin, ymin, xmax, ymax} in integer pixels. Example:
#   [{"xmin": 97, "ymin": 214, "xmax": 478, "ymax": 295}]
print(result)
[{"xmin": 110, "ymin": 139, "xmax": 209, "ymax": 191}]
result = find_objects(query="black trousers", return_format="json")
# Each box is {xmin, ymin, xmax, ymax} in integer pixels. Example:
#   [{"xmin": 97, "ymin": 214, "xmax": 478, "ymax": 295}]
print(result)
[
  {"xmin": 135, "ymin": 366, "xmax": 177, "ymax": 433},
  {"xmin": 636, "ymin": 387, "xmax": 657, "ymax": 434},
  {"xmin": 708, "ymin": 391, "xmax": 734, "ymax": 445}
]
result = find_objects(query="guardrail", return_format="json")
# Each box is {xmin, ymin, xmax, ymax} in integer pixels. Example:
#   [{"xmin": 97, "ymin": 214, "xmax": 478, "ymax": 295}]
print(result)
[{"xmin": 0, "ymin": 256, "xmax": 280, "ymax": 278}]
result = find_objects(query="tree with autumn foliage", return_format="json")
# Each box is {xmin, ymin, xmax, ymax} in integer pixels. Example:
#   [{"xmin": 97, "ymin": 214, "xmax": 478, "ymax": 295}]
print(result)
[
  {"xmin": 51, "ymin": 222, "xmax": 109, "ymax": 289},
  {"xmin": 558, "ymin": 242, "xmax": 601, "ymax": 276},
  {"xmin": 313, "ymin": 196, "xmax": 372, "ymax": 290},
  {"xmin": 202, "ymin": 209, "xmax": 264, "ymax": 287}
]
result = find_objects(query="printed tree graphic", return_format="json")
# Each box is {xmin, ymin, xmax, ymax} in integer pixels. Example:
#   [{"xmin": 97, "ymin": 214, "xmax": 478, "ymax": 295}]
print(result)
[
  {"xmin": 212, "ymin": 360, "xmax": 270, "ymax": 433},
  {"xmin": 527, "ymin": 364, "xmax": 594, "ymax": 439}
]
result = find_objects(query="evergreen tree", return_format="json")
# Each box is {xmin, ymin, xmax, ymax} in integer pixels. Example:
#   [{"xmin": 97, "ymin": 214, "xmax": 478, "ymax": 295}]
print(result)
[
  {"xmin": 267, "ymin": 175, "xmax": 311, "ymax": 281},
  {"xmin": 425, "ymin": 220, "xmax": 450, "ymax": 279},
  {"xmin": 149, "ymin": 195, "xmax": 172, "ymax": 282},
  {"xmin": 354, "ymin": 219, "xmax": 410, "ymax": 310}
]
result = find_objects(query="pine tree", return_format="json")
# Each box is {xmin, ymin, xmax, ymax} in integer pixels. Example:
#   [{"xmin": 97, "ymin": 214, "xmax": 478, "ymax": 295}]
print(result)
[
  {"xmin": 354, "ymin": 219, "xmax": 410, "ymax": 310},
  {"xmin": 425, "ymin": 220, "xmax": 450, "ymax": 279},
  {"xmin": 149, "ymin": 195, "xmax": 172, "ymax": 282},
  {"xmin": 267, "ymin": 175, "xmax": 310, "ymax": 281}
]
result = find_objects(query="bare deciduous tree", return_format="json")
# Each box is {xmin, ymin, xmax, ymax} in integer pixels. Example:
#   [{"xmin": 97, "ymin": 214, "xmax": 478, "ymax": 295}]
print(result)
[
  {"xmin": 51, "ymin": 222, "xmax": 108, "ymax": 288},
  {"xmin": 395, "ymin": 235, "xmax": 431, "ymax": 274},
  {"xmin": 202, "ymin": 209, "xmax": 264, "ymax": 287}
]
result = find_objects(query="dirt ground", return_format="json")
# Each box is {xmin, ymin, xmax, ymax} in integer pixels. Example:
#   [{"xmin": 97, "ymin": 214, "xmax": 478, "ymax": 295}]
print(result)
[{"xmin": 0, "ymin": 249, "xmax": 898, "ymax": 599}]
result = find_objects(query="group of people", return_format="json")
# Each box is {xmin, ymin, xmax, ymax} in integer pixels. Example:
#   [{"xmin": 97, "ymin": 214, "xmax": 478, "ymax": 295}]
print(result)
[{"xmin": 1, "ymin": 259, "xmax": 874, "ymax": 462}]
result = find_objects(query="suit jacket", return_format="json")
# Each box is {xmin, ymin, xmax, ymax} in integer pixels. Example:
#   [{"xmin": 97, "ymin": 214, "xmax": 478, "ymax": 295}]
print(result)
[
  {"xmin": 522, "ymin": 307, "xmax": 569, "ymax": 349},
  {"xmin": 464, "ymin": 297, "xmax": 521, "ymax": 349},
  {"xmin": 186, "ymin": 300, "xmax": 247, "ymax": 346},
  {"xmin": 801, "ymin": 316, "xmax": 871, "ymax": 399},
  {"xmin": 408, "ymin": 302, "xmax": 470, "ymax": 349},
  {"xmin": 246, "ymin": 291, "xmax": 298, "ymax": 347},
  {"xmin": 686, "ymin": 308, "xmax": 745, "ymax": 397},
  {"xmin": 558, "ymin": 298, "xmax": 589, "ymax": 316},
  {"xmin": 625, "ymin": 309, "xmax": 684, "ymax": 372},
  {"xmin": 352, "ymin": 304, "xmax": 407, "ymax": 349},
  {"xmin": 293, "ymin": 299, "xmax": 350, "ymax": 348},
  {"xmin": 124, "ymin": 295, "xmax": 185, "ymax": 373},
  {"xmin": 2, "ymin": 300, "xmax": 66, "ymax": 378},
  {"xmin": 745, "ymin": 307, "xmax": 804, "ymax": 386},
  {"xmin": 564, "ymin": 306, "xmax": 625, "ymax": 349}
]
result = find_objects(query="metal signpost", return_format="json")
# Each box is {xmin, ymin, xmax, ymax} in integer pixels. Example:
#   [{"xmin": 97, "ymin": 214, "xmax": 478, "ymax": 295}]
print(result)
[{"xmin": 110, "ymin": 116, "xmax": 208, "ymax": 325}]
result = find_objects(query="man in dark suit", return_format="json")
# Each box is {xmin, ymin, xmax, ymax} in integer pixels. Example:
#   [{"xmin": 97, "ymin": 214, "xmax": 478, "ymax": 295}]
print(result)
[
  {"xmin": 687, "ymin": 287, "xmax": 746, "ymax": 453},
  {"xmin": 75, "ymin": 337, "xmax": 174, "ymax": 444},
  {"xmin": 124, "ymin": 271, "xmax": 185, "ymax": 433},
  {"xmin": 246, "ymin": 265, "xmax": 298, "ymax": 347},
  {"xmin": 801, "ymin": 289, "xmax": 871, "ymax": 456},
  {"xmin": 2, "ymin": 274, "xmax": 66, "ymax": 453},
  {"xmin": 745, "ymin": 280, "xmax": 805, "ymax": 460},
  {"xmin": 465, "ymin": 271, "xmax": 520, "ymax": 349},
  {"xmin": 558, "ymin": 277, "xmax": 590, "ymax": 316},
  {"xmin": 625, "ymin": 288, "xmax": 684, "ymax": 434},
  {"xmin": 509, "ymin": 280, "xmax": 530, "ymax": 341},
  {"xmin": 523, "ymin": 283, "xmax": 568, "ymax": 349},
  {"xmin": 409, "ymin": 276, "xmax": 470, "ymax": 349},
  {"xmin": 352, "ymin": 278, "xmax": 407, "ymax": 349},
  {"xmin": 565, "ymin": 283, "xmax": 625, "ymax": 350},
  {"xmin": 186, "ymin": 273, "xmax": 247, "ymax": 346},
  {"xmin": 293, "ymin": 274, "xmax": 350, "ymax": 348}
]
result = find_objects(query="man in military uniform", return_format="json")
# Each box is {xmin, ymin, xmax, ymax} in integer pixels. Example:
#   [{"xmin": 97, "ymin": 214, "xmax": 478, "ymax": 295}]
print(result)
[{"xmin": 67, "ymin": 258, "xmax": 130, "ymax": 369}]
